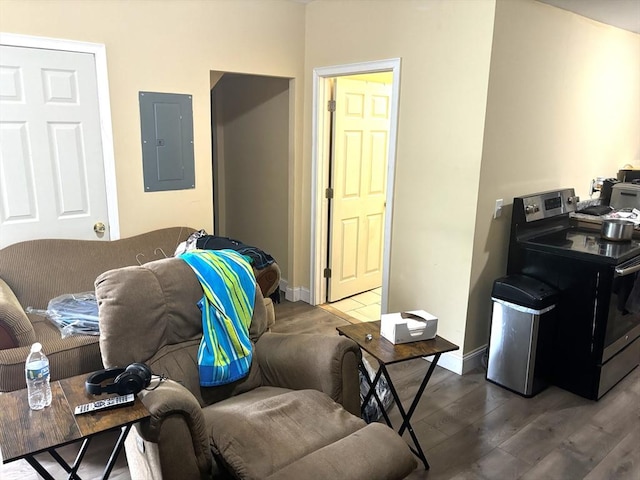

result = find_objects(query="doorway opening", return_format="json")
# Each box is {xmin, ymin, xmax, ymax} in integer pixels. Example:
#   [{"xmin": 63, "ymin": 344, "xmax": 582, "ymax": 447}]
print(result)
[
  {"xmin": 310, "ymin": 58, "xmax": 401, "ymax": 317},
  {"xmin": 210, "ymin": 72, "xmax": 291, "ymax": 292}
]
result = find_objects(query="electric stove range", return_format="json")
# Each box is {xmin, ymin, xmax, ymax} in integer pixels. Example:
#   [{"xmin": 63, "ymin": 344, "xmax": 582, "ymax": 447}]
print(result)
[{"xmin": 506, "ymin": 188, "xmax": 640, "ymax": 400}]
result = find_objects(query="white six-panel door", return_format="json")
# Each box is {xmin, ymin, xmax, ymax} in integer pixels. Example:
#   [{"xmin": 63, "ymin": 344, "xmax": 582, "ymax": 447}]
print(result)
[
  {"xmin": 0, "ymin": 45, "xmax": 108, "ymax": 248},
  {"xmin": 328, "ymin": 77, "xmax": 391, "ymax": 302}
]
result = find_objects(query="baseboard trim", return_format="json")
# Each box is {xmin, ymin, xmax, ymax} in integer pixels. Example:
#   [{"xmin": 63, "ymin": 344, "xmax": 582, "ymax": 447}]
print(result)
[
  {"xmin": 276, "ymin": 286, "xmax": 487, "ymax": 376},
  {"xmin": 425, "ymin": 344, "xmax": 487, "ymax": 376},
  {"xmin": 282, "ymin": 280, "xmax": 311, "ymax": 304}
]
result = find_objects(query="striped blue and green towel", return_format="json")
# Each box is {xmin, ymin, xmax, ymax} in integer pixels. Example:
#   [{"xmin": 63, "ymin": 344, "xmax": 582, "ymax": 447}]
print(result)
[{"xmin": 180, "ymin": 249, "xmax": 256, "ymax": 386}]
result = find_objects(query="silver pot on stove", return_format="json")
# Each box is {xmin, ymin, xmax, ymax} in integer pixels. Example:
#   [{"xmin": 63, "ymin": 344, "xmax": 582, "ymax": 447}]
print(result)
[{"xmin": 601, "ymin": 218, "xmax": 635, "ymax": 241}]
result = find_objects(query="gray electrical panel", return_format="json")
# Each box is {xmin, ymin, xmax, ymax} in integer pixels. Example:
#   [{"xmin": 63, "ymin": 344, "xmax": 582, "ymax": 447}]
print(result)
[{"xmin": 139, "ymin": 91, "xmax": 195, "ymax": 192}]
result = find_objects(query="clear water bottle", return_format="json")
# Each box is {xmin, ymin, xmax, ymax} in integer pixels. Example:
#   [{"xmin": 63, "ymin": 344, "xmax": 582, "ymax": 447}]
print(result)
[{"xmin": 25, "ymin": 342, "xmax": 52, "ymax": 410}]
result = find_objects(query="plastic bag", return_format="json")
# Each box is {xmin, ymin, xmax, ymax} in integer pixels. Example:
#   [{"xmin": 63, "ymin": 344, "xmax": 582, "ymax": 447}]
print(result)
[
  {"xmin": 26, "ymin": 292, "xmax": 99, "ymax": 338},
  {"xmin": 174, "ymin": 229, "xmax": 207, "ymax": 256},
  {"xmin": 359, "ymin": 357, "xmax": 395, "ymax": 423}
]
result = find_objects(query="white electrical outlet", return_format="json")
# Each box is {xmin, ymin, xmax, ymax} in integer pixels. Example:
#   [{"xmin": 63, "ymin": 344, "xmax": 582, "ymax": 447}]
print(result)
[{"xmin": 494, "ymin": 199, "xmax": 503, "ymax": 219}]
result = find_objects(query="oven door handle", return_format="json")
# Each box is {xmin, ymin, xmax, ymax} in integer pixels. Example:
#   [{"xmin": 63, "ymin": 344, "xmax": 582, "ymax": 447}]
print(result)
[{"xmin": 615, "ymin": 261, "xmax": 640, "ymax": 276}]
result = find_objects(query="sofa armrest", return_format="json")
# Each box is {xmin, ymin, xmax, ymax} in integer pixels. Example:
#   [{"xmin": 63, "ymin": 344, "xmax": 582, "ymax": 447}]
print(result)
[
  {"xmin": 0, "ymin": 346, "xmax": 33, "ymax": 392},
  {"xmin": 0, "ymin": 278, "xmax": 36, "ymax": 349},
  {"xmin": 255, "ymin": 333, "xmax": 362, "ymax": 416},
  {"xmin": 136, "ymin": 379, "xmax": 211, "ymax": 476},
  {"xmin": 0, "ymin": 336, "xmax": 102, "ymax": 392}
]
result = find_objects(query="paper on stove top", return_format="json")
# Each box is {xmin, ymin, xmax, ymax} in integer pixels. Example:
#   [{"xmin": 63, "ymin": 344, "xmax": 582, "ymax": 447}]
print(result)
[{"xmin": 603, "ymin": 208, "xmax": 640, "ymax": 225}]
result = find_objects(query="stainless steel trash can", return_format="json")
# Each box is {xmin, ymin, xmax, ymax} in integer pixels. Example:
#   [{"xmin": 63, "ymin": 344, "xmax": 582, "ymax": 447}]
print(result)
[{"xmin": 486, "ymin": 275, "xmax": 557, "ymax": 397}]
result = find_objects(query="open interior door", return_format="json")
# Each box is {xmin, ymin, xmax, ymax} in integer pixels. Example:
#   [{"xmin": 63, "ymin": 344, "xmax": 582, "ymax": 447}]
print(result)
[{"xmin": 327, "ymin": 76, "xmax": 391, "ymax": 302}]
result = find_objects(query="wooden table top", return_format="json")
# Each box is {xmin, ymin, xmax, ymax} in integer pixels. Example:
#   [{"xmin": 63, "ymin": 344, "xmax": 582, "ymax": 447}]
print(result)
[
  {"xmin": 0, "ymin": 373, "xmax": 149, "ymax": 462},
  {"xmin": 336, "ymin": 320, "xmax": 459, "ymax": 365}
]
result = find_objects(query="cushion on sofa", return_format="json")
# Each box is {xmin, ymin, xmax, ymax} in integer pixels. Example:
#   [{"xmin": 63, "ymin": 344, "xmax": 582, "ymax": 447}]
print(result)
[
  {"xmin": 206, "ymin": 389, "xmax": 366, "ymax": 480},
  {"xmin": 0, "ymin": 227, "xmax": 196, "ymax": 312}
]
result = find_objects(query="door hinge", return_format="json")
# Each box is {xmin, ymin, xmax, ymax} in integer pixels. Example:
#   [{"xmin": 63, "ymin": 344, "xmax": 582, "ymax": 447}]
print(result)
[
  {"xmin": 327, "ymin": 100, "xmax": 336, "ymax": 112},
  {"xmin": 324, "ymin": 268, "xmax": 332, "ymax": 278},
  {"xmin": 325, "ymin": 187, "xmax": 334, "ymax": 199}
]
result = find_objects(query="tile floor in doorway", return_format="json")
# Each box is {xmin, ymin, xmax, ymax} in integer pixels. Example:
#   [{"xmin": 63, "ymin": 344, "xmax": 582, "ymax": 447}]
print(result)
[{"xmin": 320, "ymin": 287, "xmax": 381, "ymax": 323}]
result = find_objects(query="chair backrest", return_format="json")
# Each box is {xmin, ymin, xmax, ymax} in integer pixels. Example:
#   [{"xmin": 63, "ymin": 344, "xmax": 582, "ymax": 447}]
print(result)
[{"xmin": 96, "ymin": 257, "xmax": 269, "ymax": 407}]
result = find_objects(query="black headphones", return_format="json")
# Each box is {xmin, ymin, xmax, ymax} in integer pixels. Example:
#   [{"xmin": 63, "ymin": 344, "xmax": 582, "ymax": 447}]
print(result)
[{"xmin": 85, "ymin": 363, "xmax": 152, "ymax": 396}]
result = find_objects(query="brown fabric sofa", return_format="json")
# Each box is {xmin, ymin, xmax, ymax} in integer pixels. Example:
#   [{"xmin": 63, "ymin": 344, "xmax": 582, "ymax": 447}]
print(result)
[
  {"xmin": 96, "ymin": 257, "xmax": 417, "ymax": 480},
  {"xmin": 0, "ymin": 227, "xmax": 197, "ymax": 392}
]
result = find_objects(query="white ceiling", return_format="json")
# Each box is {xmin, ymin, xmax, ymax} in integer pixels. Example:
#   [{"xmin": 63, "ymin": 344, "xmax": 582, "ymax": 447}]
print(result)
[
  {"xmin": 294, "ymin": 0, "xmax": 640, "ymax": 34},
  {"xmin": 537, "ymin": 0, "xmax": 640, "ymax": 34}
]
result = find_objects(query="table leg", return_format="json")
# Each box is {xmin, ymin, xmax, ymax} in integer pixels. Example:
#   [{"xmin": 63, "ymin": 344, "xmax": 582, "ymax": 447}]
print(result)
[
  {"xmin": 379, "ymin": 363, "xmax": 430, "ymax": 470},
  {"xmin": 398, "ymin": 353, "xmax": 441, "ymax": 437},
  {"xmin": 101, "ymin": 425, "xmax": 131, "ymax": 480},
  {"xmin": 23, "ymin": 444, "xmax": 88, "ymax": 480},
  {"xmin": 47, "ymin": 435, "xmax": 90, "ymax": 480},
  {"xmin": 20, "ymin": 425, "xmax": 132, "ymax": 480},
  {"xmin": 25, "ymin": 456, "xmax": 57, "ymax": 480},
  {"xmin": 359, "ymin": 362, "xmax": 394, "ymax": 427}
]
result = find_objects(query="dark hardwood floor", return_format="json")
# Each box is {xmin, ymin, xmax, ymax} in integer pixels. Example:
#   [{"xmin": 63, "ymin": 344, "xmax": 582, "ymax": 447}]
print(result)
[{"xmin": 3, "ymin": 299, "xmax": 638, "ymax": 479}]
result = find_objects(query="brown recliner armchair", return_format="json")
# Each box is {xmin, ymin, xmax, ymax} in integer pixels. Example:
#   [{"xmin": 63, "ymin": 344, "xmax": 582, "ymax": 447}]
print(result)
[
  {"xmin": 0, "ymin": 227, "xmax": 282, "ymax": 393},
  {"xmin": 95, "ymin": 257, "xmax": 417, "ymax": 480}
]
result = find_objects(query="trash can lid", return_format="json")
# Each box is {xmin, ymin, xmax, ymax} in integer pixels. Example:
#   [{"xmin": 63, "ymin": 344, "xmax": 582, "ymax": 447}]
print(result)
[{"xmin": 491, "ymin": 274, "xmax": 558, "ymax": 309}]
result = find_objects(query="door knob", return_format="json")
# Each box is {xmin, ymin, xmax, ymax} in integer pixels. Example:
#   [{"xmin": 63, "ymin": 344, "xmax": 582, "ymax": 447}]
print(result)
[{"xmin": 94, "ymin": 222, "xmax": 106, "ymax": 234}]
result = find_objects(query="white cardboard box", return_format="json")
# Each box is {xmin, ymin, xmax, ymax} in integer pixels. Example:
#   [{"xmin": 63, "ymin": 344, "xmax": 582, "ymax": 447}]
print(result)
[{"xmin": 380, "ymin": 310, "xmax": 438, "ymax": 344}]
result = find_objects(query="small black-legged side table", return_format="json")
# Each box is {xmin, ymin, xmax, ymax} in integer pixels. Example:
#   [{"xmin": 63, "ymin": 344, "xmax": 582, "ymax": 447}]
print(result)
[{"xmin": 337, "ymin": 320, "xmax": 459, "ymax": 470}]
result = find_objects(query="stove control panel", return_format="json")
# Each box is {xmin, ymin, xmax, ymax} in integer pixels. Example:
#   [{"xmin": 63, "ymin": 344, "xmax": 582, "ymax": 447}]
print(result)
[
  {"xmin": 525, "ymin": 204, "xmax": 540, "ymax": 215},
  {"xmin": 517, "ymin": 188, "xmax": 578, "ymax": 223}
]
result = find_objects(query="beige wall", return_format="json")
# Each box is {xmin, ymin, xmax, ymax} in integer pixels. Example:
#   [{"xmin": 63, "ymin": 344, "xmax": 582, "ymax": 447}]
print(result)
[
  {"xmin": 0, "ymin": 0, "xmax": 305, "ymax": 246},
  {"xmin": 467, "ymin": 0, "xmax": 640, "ymax": 352},
  {"xmin": 213, "ymin": 74, "xmax": 289, "ymax": 280},
  {"xmin": 304, "ymin": 0, "xmax": 496, "ymax": 351},
  {"xmin": 3, "ymin": 0, "xmax": 638, "ymax": 363},
  {"xmin": 305, "ymin": 0, "xmax": 639, "ymax": 359}
]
